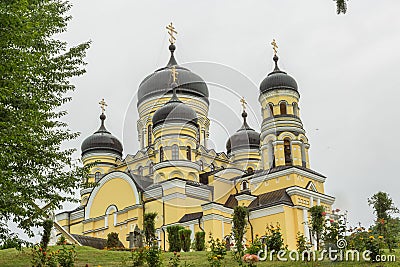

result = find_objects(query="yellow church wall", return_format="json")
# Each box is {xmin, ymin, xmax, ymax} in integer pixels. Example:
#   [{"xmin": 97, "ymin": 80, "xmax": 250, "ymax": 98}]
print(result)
[
  {"xmin": 89, "ymin": 178, "xmax": 138, "ymax": 219},
  {"xmin": 210, "ymin": 178, "xmax": 236, "ymax": 204}
]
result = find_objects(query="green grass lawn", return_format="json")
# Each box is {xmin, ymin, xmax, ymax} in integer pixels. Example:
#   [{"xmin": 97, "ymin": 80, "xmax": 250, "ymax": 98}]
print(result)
[{"xmin": 0, "ymin": 246, "xmax": 398, "ymax": 267}]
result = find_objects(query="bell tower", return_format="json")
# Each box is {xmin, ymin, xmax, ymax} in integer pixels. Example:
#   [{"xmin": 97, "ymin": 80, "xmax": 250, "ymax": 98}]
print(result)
[{"xmin": 259, "ymin": 40, "xmax": 310, "ymax": 170}]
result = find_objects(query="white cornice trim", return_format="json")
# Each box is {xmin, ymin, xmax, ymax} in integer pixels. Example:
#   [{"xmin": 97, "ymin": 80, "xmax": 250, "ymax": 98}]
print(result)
[
  {"xmin": 286, "ymin": 186, "xmax": 335, "ymax": 205},
  {"xmin": 203, "ymin": 213, "xmax": 232, "ymax": 223},
  {"xmin": 235, "ymin": 194, "xmax": 257, "ymax": 202},
  {"xmin": 249, "ymin": 204, "xmax": 285, "ymax": 219},
  {"xmin": 161, "ymin": 178, "xmax": 186, "ymax": 191},
  {"xmin": 162, "ymin": 192, "xmax": 187, "ymax": 201},
  {"xmin": 154, "ymin": 160, "xmax": 200, "ymax": 171},
  {"xmin": 250, "ymin": 167, "xmax": 326, "ymax": 186},
  {"xmin": 202, "ymin": 202, "xmax": 233, "ymax": 215},
  {"xmin": 85, "ymin": 171, "xmax": 140, "ymax": 219}
]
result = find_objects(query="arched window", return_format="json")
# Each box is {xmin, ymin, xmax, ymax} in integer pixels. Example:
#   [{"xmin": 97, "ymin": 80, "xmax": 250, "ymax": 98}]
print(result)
[
  {"xmin": 247, "ymin": 167, "xmax": 254, "ymax": 174},
  {"xmin": 268, "ymin": 103, "xmax": 274, "ymax": 117},
  {"xmin": 210, "ymin": 163, "xmax": 215, "ymax": 171},
  {"xmin": 292, "ymin": 102, "xmax": 298, "ymax": 117},
  {"xmin": 268, "ymin": 141, "xmax": 275, "ymax": 168},
  {"xmin": 159, "ymin": 146, "xmax": 164, "ymax": 162},
  {"xmin": 301, "ymin": 143, "xmax": 307, "ymax": 167},
  {"xmin": 138, "ymin": 166, "xmax": 143, "ymax": 176},
  {"xmin": 280, "ymin": 101, "xmax": 287, "ymax": 115},
  {"xmin": 284, "ymin": 138, "xmax": 292, "ymax": 166},
  {"xmin": 241, "ymin": 180, "xmax": 249, "ymax": 191},
  {"xmin": 149, "ymin": 162, "xmax": 154, "ymax": 175},
  {"xmin": 95, "ymin": 171, "xmax": 101, "ymax": 182},
  {"xmin": 172, "ymin": 144, "xmax": 179, "ymax": 160},
  {"xmin": 147, "ymin": 124, "xmax": 152, "ymax": 146},
  {"xmin": 186, "ymin": 146, "xmax": 191, "ymax": 161}
]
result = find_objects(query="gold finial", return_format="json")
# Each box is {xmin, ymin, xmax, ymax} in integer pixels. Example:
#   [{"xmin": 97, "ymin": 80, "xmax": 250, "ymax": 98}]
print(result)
[
  {"xmin": 171, "ymin": 66, "xmax": 178, "ymax": 82},
  {"xmin": 240, "ymin": 97, "xmax": 247, "ymax": 111},
  {"xmin": 99, "ymin": 98, "xmax": 107, "ymax": 114},
  {"xmin": 271, "ymin": 39, "xmax": 278, "ymax": 55},
  {"xmin": 166, "ymin": 22, "xmax": 178, "ymax": 44}
]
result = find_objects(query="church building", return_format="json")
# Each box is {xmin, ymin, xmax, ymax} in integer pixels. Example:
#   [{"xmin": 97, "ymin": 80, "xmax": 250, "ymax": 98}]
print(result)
[{"xmin": 56, "ymin": 24, "xmax": 335, "ymax": 250}]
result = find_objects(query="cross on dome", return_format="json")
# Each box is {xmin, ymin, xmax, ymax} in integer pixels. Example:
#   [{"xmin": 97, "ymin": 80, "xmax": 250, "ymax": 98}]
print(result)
[
  {"xmin": 271, "ymin": 39, "xmax": 278, "ymax": 55},
  {"xmin": 166, "ymin": 22, "xmax": 178, "ymax": 44},
  {"xmin": 99, "ymin": 98, "xmax": 107, "ymax": 114}
]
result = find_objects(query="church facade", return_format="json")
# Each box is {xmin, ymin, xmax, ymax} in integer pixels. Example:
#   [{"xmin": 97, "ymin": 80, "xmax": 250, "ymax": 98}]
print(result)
[{"xmin": 56, "ymin": 26, "xmax": 335, "ymax": 250}]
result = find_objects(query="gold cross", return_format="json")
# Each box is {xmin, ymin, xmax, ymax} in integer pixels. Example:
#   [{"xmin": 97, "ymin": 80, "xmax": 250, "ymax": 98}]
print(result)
[
  {"xmin": 171, "ymin": 66, "xmax": 178, "ymax": 82},
  {"xmin": 166, "ymin": 22, "xmax": 178, "ymax": 44},
  {"xmin": 240, "ymin": 97, "xmax": 247, "ymax": 111},
  {"xmin": 271, "ymin": 39, "xmax": 278, "ymax": 55},
  {"xmin": 99, "ymin": 98, "xmax": 107, "ymax": 113}
]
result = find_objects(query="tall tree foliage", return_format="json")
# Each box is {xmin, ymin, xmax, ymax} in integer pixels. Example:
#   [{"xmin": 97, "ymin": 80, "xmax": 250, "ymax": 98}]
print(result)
[
  {"xmin": 309, "ymin": 205, "xmax": 325, "ymax": 250},
  {"xmin": 335, "ymin": 0, "xmax": 348, "ymax": 14},
  {"xmin": 0, "ymin": 0, "xmax": 90, "ymax": 237},
  {"xmin": 232, "ymin": 206, "xmax": 248, "ymax": 266},
  {"xmin": 368, "ymin": 191, "xmax": 399, "ymax": 251}
]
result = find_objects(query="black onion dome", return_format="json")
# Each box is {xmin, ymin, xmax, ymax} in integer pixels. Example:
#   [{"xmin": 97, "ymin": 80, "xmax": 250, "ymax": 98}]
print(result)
[
  {"xmin": 152, "ymin": 88, "xmax": 198, "ymax": 128},
  {"xmin": 81, "ymin": 114, "xmax": 123, "ymax": 157},
  {"xmin": 226, "ymin": 111, "xmax": 260, "ymax": 154},
  {"xmin": 260, "ymin": 55, "xmax": 298, "ymax": 93},
  {"xmin": 137, "ymin": 44, "xmax": 209, "ymax": 106}
]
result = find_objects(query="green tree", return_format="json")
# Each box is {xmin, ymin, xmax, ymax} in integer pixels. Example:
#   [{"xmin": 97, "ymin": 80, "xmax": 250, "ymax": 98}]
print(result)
[
  {"xmin": 309, "ymin": 205, "xmax": 325, "ymax": 250},
  {"xmin": 368, "ymin": 192, "xmax": 399, "ymax": 251},
  {"xmin": 335, "ymin": 0, "xmax": 348, "ymax": 14},
  {"xmin": 232, "ymin": 205, "xmax": 248, "ymax": 266},
  {"xmin": 143, "ymin": 212, "xmax": 157, "ymax": 245},
  {"xmin": 0, "ymin": 0, "xmax": 90, "ymax": 238}
]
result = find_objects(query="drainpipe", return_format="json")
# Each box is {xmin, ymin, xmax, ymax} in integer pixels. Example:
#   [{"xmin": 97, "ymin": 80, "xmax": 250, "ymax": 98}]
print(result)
[
  {"xmin": 198, "ymin": 217, "xmax": 204, "ymax": 232},
  {"xmin": 247, "ymin": 210, "xmax": 254, "ymax": 242}
]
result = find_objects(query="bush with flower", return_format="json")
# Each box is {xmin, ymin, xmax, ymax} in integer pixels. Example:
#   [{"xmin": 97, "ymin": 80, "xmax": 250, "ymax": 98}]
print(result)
[
  {"xmin": 365, "ymin": 235, "xmax": 383, "ymax": 262},
  {"xmin": 31, "ymin": 244, "xmax": 58, "ymax": 267},
  {"xmin": 242, "ymin": 253, "xmax": 259, "ymax": 267},
  {"xmin": 145, "ymin": 241, "xmax": 163, "ymax": 267},
  {"xmin": 207, "ymin": 233, "xmax": 227, "ymax": 267},
  {"xmin": 264, "ymin": 224, "xmax": 286, "ymax": 252},
  {"xmin": 130, "ymin": 247, "xmax": 145, "ymax": 267},
  {"xmin": 57, "ymin": 243, "xmax": 77, "ymax": 267}
]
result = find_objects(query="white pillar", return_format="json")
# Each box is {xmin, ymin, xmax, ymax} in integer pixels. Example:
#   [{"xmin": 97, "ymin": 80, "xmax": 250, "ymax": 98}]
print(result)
[
  {"xmin": 190, "ymin": 224, "xmax": 195, "ymax": 241},
  {"xmin": 302, "ymin": 208, "xmax": 310, "ymax": 240},
  {"xmin": 310, "ymin": 196, "xmax": 314, "ymax": 207},
  {"xmin": 317, "ymin": 198, "xmax": 320, "ymax": 206}
]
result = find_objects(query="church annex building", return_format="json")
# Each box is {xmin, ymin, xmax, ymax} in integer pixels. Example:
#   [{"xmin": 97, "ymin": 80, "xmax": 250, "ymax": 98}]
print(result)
[{"xmin": 56, "ymin": 25, "xmax": 335, "ymax": 250}]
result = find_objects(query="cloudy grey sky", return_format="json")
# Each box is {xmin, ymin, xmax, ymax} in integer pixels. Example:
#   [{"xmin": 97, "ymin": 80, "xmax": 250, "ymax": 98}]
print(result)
[{"xmin": 56, "ymin": 0, "xmax": 400, "ymax": 230}]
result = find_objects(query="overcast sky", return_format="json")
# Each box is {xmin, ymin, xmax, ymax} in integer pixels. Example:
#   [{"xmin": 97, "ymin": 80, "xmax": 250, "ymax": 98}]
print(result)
[{"xmin": 54, "ymin": 0, "xmax": 400, "ymax": 230}]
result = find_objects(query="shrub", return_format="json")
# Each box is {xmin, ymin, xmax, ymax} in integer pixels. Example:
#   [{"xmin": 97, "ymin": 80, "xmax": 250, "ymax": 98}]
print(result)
[
  {"xmin": 0, "ymin": 233, "xmax": 27, "ymax": 250},
  {"xmin": 296, "ymin": 232, "xmax": 307, "ymax": 253},
  {"xmin": 207, "ymin": 233, "xmax": 226, "ymax": 267},
  {"xmin": 145, "ymin": 241, "xmax": 162, "ymax": 267},
  {"xmin": 179, "ymin": 229, "xmax": 192, "ymax": 252},
  {"xmin": 57, "ymin": 244, "xmax": 77, "ymax": 267},
  {"xmin": 31, "ymin": 244, "xmax": 58, "ymax": 267},
  {"xmin": 264, "ymin": 224, "xmax": 286, "ymax": 252},
  {"xmin": 246, "ymin": 235, "xmax": 262, "ymax": 255},
  {"xmin": 106, "ymin": 232, "xmax": 121, "ymax": 248},
  {"xmin": 194, "ymin": 231, "xmax": 206, "ymax": 251},
  {"xmin": 144, "ymin": 212, "xmax": 157, "ymax": 245},
  {"xmin": 131, "ymin": 247, "xmax": 145, "ymax": 267},
  {"xmin": 365, "ymin": 235, "xmax": 382, "ymax": 262},
  {"xmin": 167, "ymin": 225, "xmax": 184, "ymax": 252}
]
